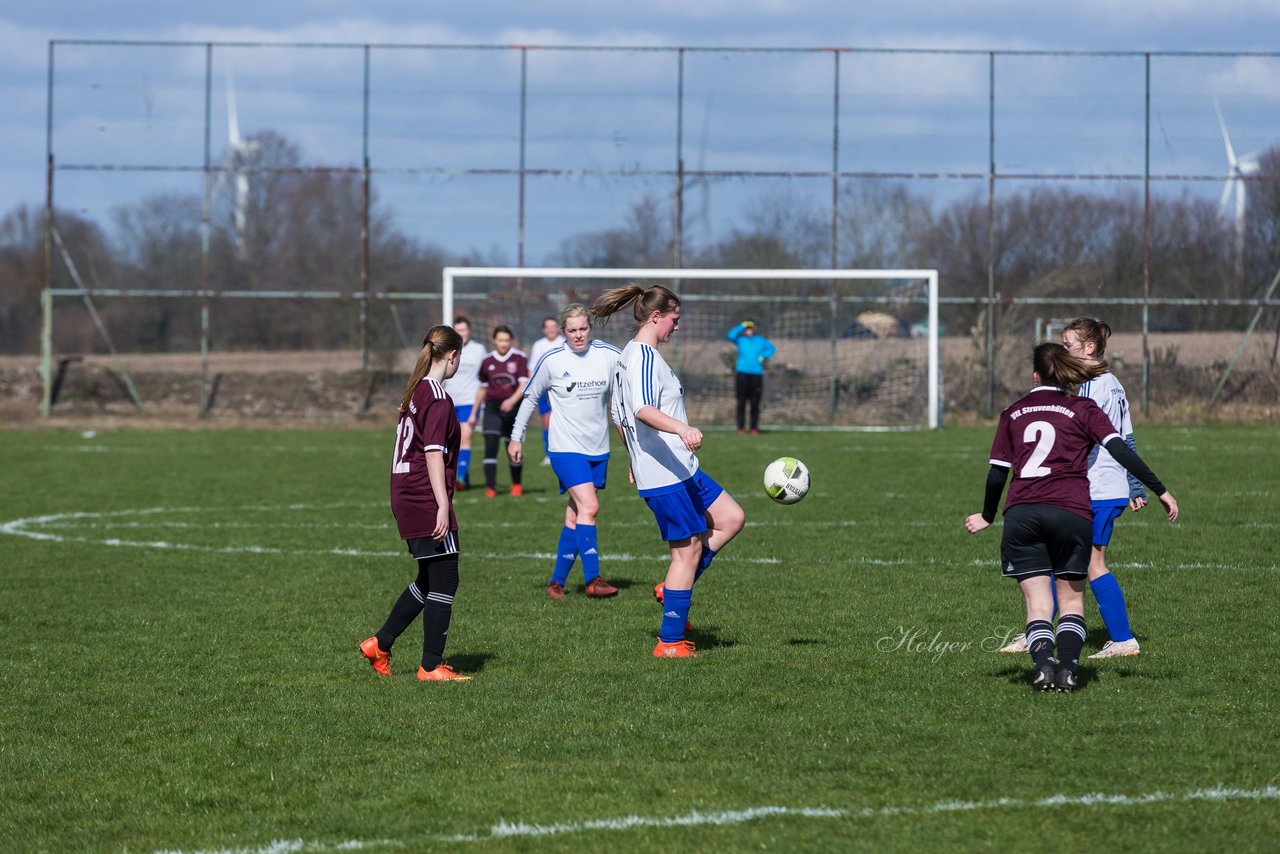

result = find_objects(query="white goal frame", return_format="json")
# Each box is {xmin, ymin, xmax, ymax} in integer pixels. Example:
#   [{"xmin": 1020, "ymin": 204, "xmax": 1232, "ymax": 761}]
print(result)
[{"xmin": 442, "ymin": 266, "xmax": 940, "ymax": 429}]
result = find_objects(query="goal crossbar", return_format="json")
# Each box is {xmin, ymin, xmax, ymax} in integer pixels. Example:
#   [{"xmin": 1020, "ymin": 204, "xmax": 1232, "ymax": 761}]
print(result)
[{"xmin": 442, "ymin": 266, "xmax": 940, "ymax": 429}]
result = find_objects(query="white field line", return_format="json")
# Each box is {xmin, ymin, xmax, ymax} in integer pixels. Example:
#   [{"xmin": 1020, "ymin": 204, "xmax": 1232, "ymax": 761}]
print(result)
[
  {"xmin": 1, "ymin": 505, "xmax": 1275, "ymax": 571},
  {"xmin": 155, "ymin": 785, "xmax": 1280, "ymax": 850},
  {"xmin": 0, "ymin": 506, "xmax": 784, "ymax": 563},
  {"xmin": 445, "ymin": 785, "xmax": 1280, "ymax": 843}
]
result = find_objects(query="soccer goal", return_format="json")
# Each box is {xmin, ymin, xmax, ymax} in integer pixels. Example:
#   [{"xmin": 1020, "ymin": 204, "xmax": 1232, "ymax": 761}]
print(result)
[{"xmin": 441, "ymin": 267, "xmax": 940, "ymax": 430}]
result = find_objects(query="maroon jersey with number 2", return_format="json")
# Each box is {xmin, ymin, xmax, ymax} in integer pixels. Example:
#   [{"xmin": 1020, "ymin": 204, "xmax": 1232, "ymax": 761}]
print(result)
[
  {"xmin": 989, "ymin": 385, "xmax": 1121, "ymax": 521},
  {"xmin": 390, "ymin": 377, "xmax": 461, "ymax": 540}
]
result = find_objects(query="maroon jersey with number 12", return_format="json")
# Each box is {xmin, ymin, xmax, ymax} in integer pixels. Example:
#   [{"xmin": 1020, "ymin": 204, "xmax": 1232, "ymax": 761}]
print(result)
[
  {"xmin": 390, "ymin": 377, "xmax": 460, "ymax": 540},
  {"xmin": 989, "ymin": 386, "xmax": 1121, "ymax": 521}
]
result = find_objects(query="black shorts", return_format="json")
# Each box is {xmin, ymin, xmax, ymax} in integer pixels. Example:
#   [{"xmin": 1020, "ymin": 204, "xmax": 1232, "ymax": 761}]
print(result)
[
  {"xmin": 406, "ymin": 531, "xmax": 459, "ymax": 560},
  {"xmin": 1000, "ymin": 503, "xmax": 1091, "ymax": 580},
  {"xmin": 482, "ymin": 403, "xmax": 518, "ymax": 440}
]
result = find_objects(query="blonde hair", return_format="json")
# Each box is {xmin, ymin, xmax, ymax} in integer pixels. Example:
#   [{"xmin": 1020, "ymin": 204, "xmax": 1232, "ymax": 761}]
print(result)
[
  {"xmin": 558, "ymin": 303, "xmax": 590, "ymax": 329},
  {"xmin": 589, "ymin": 284, "xmax": 680, "ymax": 330},
  {"xmin": 399, "ymin": 325, "xmax": 464, "ymax": 415},
  {"xmin": 1033, "ymin": 342, "xmax": 1107, "ymax": 394},
  {"xmin": 1062, "ymin": 317, "xmax": 1112, "ymax": 358}
]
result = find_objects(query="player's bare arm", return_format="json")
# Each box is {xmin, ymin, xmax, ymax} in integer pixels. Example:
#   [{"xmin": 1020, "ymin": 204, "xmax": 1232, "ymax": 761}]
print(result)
[{"xmin": 635, "ymin": 405, "xmax": 701, "ymax": 451}]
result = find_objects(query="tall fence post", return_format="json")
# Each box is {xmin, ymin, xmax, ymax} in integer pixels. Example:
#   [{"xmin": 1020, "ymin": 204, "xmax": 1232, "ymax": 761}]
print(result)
[
  {"xmin": 200, "ymin": 43, "xmax": 213, "ymax": 417},
  {"xmin": 1141, "ymin": 52, "xmax": 1152, "ymax": 416},
  {"xmin": 359, "ymin": 45, "xmax": 372, "ymax": 395},
  {"xmin": 674, "ymin": 47, "xmax": 684, "ymax": 269},
  {"xmin": 40, "ymin": 289, "xmax": 53, "ymax": 417},
  {"xmin": 985, "ymin": 51, "xmax": 997, "ymax": 417},
  {"xmin": 42, "ymin": 41, "xmax": 56, "ymax": 419}
]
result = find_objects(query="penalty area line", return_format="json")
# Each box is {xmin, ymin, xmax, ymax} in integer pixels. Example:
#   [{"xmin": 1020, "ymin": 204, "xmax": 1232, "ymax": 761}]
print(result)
[
  {"xmin": 149, "ymin": 786, "xmax": 1280, "ymax": 850},
  {"xmin": 445, "ymin": 785, "xmax": 1280, "ymax": 842}
]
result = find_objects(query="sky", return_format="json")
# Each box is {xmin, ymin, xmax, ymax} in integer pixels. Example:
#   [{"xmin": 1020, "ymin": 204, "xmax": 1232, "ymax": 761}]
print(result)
[{"xmin": 4, "ymin": 1, "xmax": 1279, "ymax": 258}]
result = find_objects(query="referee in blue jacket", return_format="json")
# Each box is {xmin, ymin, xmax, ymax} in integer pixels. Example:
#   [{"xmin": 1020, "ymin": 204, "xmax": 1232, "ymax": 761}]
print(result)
[{"xmin": 727, "ymin": 319, "xmax": 777, "ymax": 434}]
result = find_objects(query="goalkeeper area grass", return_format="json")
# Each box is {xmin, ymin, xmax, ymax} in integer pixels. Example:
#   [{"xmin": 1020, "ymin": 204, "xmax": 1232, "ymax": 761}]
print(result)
[{"xmin": 1, "ymin": 424, "xmax": 1276, "ymax": 851}]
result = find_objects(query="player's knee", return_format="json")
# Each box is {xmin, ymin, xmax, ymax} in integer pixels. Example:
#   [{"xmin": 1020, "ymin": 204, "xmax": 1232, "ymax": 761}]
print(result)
[{"xmin": 723, "ymin": 503, "xmax": 746, "ymax": 536}]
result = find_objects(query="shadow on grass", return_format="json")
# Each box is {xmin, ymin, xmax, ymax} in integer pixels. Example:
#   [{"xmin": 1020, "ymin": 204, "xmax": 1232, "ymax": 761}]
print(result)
[
  {"xmin": 687, "ymin": 624, "xmax": 738, "ymax": 651},
  {"xmin": 448, "ymin": 651, "xmax": 496, "ymax": 674},
  {"xmin": 992, "ymin": 663, "xmax": 1096, "ymax": 691},
  {"xmin": 1085, "ymin": 628, "xmax": 1113, "ymax": 649}
]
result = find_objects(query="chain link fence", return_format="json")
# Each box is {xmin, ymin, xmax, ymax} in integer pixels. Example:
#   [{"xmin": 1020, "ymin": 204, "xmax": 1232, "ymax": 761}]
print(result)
[{"xmin": 24, "ymin": 41, "xmax": 1280, "ymax": 421}]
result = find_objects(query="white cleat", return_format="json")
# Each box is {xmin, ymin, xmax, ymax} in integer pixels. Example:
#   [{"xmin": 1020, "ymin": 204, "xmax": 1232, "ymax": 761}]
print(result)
[
  {"xmin": 1088, "ymin": 638, "xmax": 1141, "ymax": 659},
  {"xmin": 998, "ymin": 633, "xmax": 1029, "ymax": 654}
]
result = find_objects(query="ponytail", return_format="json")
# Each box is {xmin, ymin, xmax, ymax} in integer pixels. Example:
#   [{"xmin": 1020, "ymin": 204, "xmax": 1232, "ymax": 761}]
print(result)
[
  {"xmin": 1033, "ymin": 342, "xmax": 1107, "ymax": 394},
  {"xmin": 590, "ymin": 283, "xmax": 681, "ymax": 330},
  {"xmin": 399, "ymin": 325, "xmax": 464, "ymax": 415}
]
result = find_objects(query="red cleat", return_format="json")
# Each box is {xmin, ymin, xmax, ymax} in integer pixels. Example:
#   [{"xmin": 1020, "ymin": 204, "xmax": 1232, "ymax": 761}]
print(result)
[
  {"xmin": 653, "ymin": 582, "xmax": 664, "ymax": 603},
  {"xmin": 547, "ymin": 581, "xmax": 565, "ymax": 599},
  {"xmin": 510, "ymin": 484, "xmax": 523, "ymax": 497},
  {"xmin": 585, "ymin": 577, "xmax": 618, "ymax": 598},
  {"xmin": 653, "ymin": 638, "xmax": 697, "ymax": 658},
  {"xmin": 417, "ymin": 662, "xmax": 472, "ymax": 682},
  {"xmin": 359, "ymin": 636, "xmax": 392, "ymax": 677},
  {"xmin": 484, "ymin": 487, "xmax": 497, "ymax": 499}
]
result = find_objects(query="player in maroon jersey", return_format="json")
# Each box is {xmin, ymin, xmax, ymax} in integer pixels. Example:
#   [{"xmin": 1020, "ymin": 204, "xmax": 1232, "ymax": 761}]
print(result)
[
  {"xmin": 472, "ymin": 325, "xmax": 530, "ymax": 498},
  {"xmin": 964, "ymin": 342, "xmax": 1178, "ymax": 692},
  {"xmin": 359, "ymin": 325, "xmax": 472, "ymax": 682}
]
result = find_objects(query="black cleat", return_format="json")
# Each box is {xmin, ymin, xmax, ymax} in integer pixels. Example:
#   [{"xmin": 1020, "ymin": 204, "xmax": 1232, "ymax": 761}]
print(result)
[
  {"xmin": 1032, "ymin": 661, "xmax": 1057, "ymax": 692},
  {"xmin": 1054, "ymin": 666, "xmax": 1079, "ymax": 693}
]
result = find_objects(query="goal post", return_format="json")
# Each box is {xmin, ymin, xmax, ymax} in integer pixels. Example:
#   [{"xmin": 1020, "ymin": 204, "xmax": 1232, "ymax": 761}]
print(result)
[{"xmin": 441, "ymin": 266, "xmax": 940, "ymax": 430}]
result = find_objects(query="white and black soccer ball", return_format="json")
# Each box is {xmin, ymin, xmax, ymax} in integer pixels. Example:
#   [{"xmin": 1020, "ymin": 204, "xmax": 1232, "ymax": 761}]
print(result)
[{"xmin": 763, "ymin": 456, "xmax": 810, "ymax": 505}]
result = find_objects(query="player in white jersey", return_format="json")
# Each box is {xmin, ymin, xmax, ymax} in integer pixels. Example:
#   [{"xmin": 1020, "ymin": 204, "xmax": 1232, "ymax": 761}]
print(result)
[
  {"xmin": 590, "ymin": 283, "xmax": 746, "ymax": 659},
  {"xmin": 998, "ymin": 318, "xmax": 1149, "ymax": 659},
  {"xmin": 1065, "ymin": 317, "xmax": 1146, "ymax": 658},
  {"xmin": 442, "ymin": 316, "xmax": 488, "ymax": 489},
  {"xmin": 527, "ymin": 316, "xmax": 566, "ymax": 465},
  {"xmin": 509, "ymin": 305, "xmax": 621, "ymax": 599}
]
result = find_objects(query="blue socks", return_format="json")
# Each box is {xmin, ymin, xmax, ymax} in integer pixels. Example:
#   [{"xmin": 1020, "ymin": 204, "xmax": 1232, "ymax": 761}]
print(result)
[
  {"xmin": 551, "ymin": 526, "xmax": 577, "ymax": 586},
  {"xmin": 660, "ymin": 587, "xmax": 692, "ymax": 642},
  {"xmin": 576, "ymin": 524, "xmax": 600, "ymax": 582},
  {"xmin": 694, "ymin": 547, "xmax": 717, "ymax": 583},
  {"xmin": 1090, "ymin": 573, "xmax": 1134, "ymax": 642},
  {"xmin": 458, "ymin": 449, "xmax": 472, "ymax": 484}
]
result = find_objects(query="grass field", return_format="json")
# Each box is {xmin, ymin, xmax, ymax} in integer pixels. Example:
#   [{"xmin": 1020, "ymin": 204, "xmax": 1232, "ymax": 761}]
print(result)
[{"xmin": 1, "ymin": 424, "xmax": 1277, "ymax": 852}]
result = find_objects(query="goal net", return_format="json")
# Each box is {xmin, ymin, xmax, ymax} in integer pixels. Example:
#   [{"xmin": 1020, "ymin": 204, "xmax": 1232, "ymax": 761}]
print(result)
[{"xmin": 441, "ymin": 267, "xmax": 940, "ymax": 429}]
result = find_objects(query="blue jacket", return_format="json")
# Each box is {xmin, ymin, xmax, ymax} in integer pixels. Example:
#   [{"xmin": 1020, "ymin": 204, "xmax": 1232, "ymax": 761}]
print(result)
[{"xmin": 727, "ymin": 323, "xmax": 777, "ymax": 376}]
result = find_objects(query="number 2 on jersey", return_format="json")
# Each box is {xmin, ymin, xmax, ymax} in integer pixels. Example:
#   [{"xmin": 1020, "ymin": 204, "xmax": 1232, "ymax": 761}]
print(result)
[{"xmin": 1020, "ymin": 420, "xmax": 1056, "ymax": 478}]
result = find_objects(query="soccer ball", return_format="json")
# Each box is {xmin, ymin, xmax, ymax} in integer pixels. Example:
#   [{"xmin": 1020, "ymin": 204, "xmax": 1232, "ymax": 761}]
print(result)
[{"xmin": 763, "ymin": 456, "xmax": 810, "ymax": 505}]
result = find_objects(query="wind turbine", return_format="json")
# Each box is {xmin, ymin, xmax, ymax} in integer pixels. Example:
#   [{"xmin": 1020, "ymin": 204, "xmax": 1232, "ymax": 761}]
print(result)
[
  {"xmin": 1214, "ymin": 98, "xmax": 1260, "ymax": 270},
  {"xmin": 211, "ymin": 71, "xmax": 260, "ymax": 259}
]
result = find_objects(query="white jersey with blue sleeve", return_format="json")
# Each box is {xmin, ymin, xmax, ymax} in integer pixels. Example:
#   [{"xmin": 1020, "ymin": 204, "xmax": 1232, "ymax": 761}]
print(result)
[
  {"xmin": 1079, "ymin": 370, "xmax": 1143, "ymax": 502},
  {"xmin": 511, "ymin": 340, "xmax": 620, "ymax": 457},
  {"xmin": 610, "ymin": 341, "xmax": 699, "ymax": 495},
  {"xmin": 443, "ymin": 339, "xmax": 487, "ymax": 407}
]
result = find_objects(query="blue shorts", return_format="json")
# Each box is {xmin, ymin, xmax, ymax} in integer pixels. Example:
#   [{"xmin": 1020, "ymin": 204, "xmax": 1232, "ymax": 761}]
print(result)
[
  {"xmin": 642, "ymin": 470, "xmax": 725, "ymax": 543},
  {"xmin": 537, "ymin": 392, "xmax": 552, "ymax": 416},
  {"xmin": 1091, "ymin": 500, "xmax": 1127, "ymax": 547},
  {"xmin": 454, "ymin": 404, "xmax": 474, "ymax": 424},
  {"xmin": 549, "ymin": 452, "xmax": 608, "ymax": 494}
]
